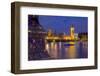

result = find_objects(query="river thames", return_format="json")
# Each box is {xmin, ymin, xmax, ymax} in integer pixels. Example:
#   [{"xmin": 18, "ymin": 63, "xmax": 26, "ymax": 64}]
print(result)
[{"xmin": 45, "ymin": 41, "xmax": 88, "ymax": 59}]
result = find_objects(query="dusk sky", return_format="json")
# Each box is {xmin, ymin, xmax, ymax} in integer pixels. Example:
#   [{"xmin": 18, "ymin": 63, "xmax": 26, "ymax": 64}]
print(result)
[{"xmin": 38, "ymin": 15, "xmax": 88, "ymax": 34}]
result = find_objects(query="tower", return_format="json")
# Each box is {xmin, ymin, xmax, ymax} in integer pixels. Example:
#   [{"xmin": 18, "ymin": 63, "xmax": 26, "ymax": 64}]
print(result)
[
  {"xmin": 47, "ymin": 29, "xmax": 53, "ymax": 37},
  {"xmin": 70, "ymin": 25, "xmax": 75, "ymax": 39}
]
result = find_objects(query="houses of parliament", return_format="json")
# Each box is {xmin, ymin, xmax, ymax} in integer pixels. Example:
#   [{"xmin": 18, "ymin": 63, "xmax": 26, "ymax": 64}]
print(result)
[{"xmin": 46, "ymin": 25, "xmax": 76, "ymax": 41}]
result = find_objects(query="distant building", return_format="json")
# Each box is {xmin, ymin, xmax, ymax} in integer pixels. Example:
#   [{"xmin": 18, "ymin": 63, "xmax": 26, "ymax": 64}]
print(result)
[
  {"xmin": 70, "ymin": 25, "xmax": 75, "ymax": 39},
  {"xmin": 63, "ymin": 25, "xmax": 75, "ymax": 40},
  {"xmin": 74, "ymin": 33, "xmax": 78, "ymax": 40},
  {"xmin": 47, "ymin": 29, "xmax": 53, "ymax": 37},
  {"xmin": 46, "ymin": 24, "xmax": 75, "ymax": 41},
  {"xmin": 78, "ymin": 32, "xmax": 88, "ymax": 41}
]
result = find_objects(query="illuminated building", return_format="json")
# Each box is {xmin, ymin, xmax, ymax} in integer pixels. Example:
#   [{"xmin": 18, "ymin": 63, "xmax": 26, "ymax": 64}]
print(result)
[
  {"xmin": 78, "ymin": 32, "xmax": 88, "ymax": 41},
  {"xmin": 70, "ymin": 25, "xmax": 75, "ymax": 39},
  {"xmin": 46, "ymin": 25, "xmax": 75, "ymax": 41},
  {"xmin": 74, "ymin": 33, "xmax": 79, "ymax": 40},
  {"xmin": 47, "ymin": 29, "xmax": 53, "ymax": 37}
]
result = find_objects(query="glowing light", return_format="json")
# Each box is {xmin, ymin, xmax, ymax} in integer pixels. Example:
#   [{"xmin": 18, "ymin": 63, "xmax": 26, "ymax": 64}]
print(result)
[{"xmin": 66, "ymin": 44, "xmax": 77, "ymax": 58}]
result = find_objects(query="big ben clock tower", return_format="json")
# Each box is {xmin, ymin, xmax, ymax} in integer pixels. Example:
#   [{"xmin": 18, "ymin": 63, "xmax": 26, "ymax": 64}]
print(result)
[{"xmin": 70, "ymin": 24, "xmax": 75, "ymax": 40}]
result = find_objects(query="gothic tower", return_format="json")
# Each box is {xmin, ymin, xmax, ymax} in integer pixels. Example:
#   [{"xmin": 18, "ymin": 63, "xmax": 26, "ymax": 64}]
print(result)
[{"xmin": 70, "ymin": 25, "xmax": 75, "ymax": 39}]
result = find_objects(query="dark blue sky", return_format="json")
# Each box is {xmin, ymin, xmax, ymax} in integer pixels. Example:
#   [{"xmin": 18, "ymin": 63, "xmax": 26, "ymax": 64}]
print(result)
[{"xmin": 38, "ymin": 15, "xmax": 88, "ymax": 34}]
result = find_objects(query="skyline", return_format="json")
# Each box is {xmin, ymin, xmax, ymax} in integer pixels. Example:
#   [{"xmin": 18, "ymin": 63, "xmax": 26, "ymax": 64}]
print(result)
[{"xmin": 38, "ymin": 15, "xmax": 88, "ymax": 34}]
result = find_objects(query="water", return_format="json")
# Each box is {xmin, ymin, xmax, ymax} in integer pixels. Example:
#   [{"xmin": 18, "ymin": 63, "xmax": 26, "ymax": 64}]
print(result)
[{"xmin": 45, "ymin": 41, "xmax": 88, "ymax": 59}]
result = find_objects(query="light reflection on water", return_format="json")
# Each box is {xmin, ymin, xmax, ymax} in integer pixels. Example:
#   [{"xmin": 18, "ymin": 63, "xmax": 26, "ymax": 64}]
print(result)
[{"xmin": 45, "ymin": 41, "xmax": 88, "ymax": 59}]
